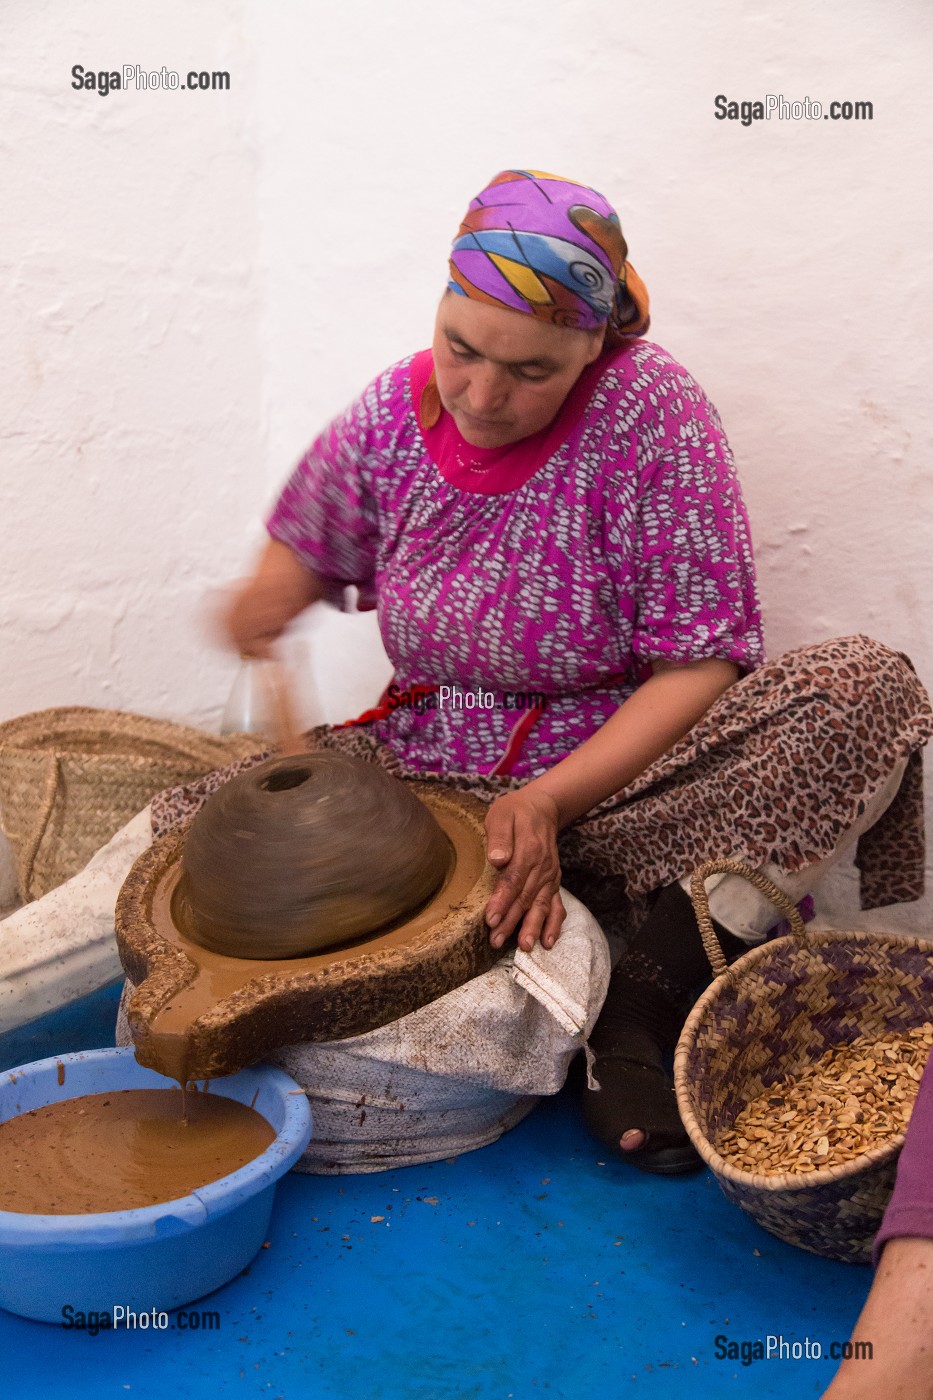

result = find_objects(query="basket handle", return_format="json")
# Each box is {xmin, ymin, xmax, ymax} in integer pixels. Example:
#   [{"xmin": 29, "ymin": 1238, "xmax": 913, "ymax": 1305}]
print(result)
[
  {"xmin": 20, "ymin": 753, "xmax": 61, "ymax": 902},
  {"xmin": 688, "ymin": 858, "xmax": 808, "ymax": 977}
]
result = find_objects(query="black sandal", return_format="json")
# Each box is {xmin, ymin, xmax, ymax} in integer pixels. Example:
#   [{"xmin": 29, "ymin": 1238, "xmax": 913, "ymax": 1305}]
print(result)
[
  {"xmin": 581, "ymin": 883, "xmax": 747, "ymax": 1175},
  {"xmin": 581, "ymin": 1033, "xmax": 702, "ymax": 1176}
]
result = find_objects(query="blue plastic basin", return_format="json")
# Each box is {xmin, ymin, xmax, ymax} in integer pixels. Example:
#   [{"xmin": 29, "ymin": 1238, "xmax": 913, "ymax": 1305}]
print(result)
[{"xmin": 0, "ymin": 1046, "xmax": 313, "ymax": 1323}]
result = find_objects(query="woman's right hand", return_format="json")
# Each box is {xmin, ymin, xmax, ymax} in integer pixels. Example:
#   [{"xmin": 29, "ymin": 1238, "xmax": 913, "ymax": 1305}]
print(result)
[
  {"xmin": 221, "ymin": 578, "xmax": 289, "ymax": 659},
  {"xmin": 217, "ymin": 540, "xmax": 324, "ymax": 658}
]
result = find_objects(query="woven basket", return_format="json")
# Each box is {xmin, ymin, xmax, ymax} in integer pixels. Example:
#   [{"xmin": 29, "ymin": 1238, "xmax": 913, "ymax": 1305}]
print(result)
[
  {"xmin": 0, "ymin": 707, "xmax": 259, "ymax": 903},
  {"xmin": 673, "ymin": 858, "xmax": 933, "ymax": 1264}
]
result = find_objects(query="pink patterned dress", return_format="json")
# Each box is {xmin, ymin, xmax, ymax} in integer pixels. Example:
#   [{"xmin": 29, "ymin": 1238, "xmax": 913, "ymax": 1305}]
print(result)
[{"xmin": 266, "ymin": 341, "xmax": 764, "ymax": 781}]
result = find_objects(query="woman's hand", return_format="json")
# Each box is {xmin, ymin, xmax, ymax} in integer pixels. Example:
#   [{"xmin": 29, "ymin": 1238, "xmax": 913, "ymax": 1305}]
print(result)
[
  {"xmin": 218, "ymin": 541, "xmax": 324, "ymax": 659},
  {"xmin": 483, "ymin": 788, "xmax": 566, "ymax": 954},
  {"xmin": 222, "ymin": 576, "xmax": 295, "ymax": 660},
  {"xmin": 479, "ymin": 660, "xmax": 740, "ymax": 955}
]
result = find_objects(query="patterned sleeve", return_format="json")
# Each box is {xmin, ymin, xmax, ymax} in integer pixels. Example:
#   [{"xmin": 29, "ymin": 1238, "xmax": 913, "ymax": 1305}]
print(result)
[
  {"xmin": 628, "ymin": 362, "xmax": 765, "ymax": 677},
  {"xmin": 265, "ymin": 383, "xmax": 381, "ymax": 612}
]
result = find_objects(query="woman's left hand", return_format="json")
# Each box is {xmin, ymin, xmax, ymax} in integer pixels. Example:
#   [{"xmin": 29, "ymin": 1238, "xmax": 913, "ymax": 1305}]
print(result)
[{"xmin": 483, "ymin": 788, "xmax": 566, "ymax": 953}]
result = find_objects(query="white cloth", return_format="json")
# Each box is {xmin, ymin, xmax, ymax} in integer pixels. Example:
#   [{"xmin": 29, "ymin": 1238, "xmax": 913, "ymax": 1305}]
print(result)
[{"xmin": 0, "ymin": 807, "xmax": 152, "ymax": 1033}]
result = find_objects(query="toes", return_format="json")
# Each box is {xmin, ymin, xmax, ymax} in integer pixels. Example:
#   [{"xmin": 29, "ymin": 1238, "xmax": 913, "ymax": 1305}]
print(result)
[{"xmin": 620, "ymin": 1129, "xmax": 646, "ymax": 1152}]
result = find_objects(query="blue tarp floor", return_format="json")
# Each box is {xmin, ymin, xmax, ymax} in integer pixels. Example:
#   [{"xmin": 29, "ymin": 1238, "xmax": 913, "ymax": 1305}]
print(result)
[{"xmin": 0, "ymin": 981, "xmax": 870, "ymax": 1400}]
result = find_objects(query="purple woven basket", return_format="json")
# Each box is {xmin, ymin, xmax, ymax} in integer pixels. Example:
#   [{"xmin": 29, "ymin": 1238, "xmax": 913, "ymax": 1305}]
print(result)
[{"xmin": 673, "ymin": 859, "xmax": 933, "ymax": 1264}]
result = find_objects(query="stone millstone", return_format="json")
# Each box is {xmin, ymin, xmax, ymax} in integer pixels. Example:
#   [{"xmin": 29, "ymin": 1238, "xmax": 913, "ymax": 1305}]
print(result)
[
  {"xmin": 115, "ymin": 783, "xmax": 498, "ymax": 1082},
  {"xmin": 178, "ymin": 751, "xmax": 452, "ymax": 959}
]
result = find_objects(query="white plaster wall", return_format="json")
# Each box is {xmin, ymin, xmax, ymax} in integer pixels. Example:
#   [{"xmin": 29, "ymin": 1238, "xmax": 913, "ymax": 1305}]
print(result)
[
  {"xmin": 1, "ymin": 0, "xmax": 266, "ymax": 730},
  {"xmin": 3, "ymin": 0, "xmax": 932, "ymax": 922}
]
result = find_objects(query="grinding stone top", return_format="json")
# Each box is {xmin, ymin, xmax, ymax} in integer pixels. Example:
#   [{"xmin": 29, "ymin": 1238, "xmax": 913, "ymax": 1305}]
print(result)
[
  {"xmin": 115, "ymin": 783, "xmax": 498, "ymax": 1080},
  {"xmin": 178, "ymin": 751, "xmax": 452, "ymax": 958}
]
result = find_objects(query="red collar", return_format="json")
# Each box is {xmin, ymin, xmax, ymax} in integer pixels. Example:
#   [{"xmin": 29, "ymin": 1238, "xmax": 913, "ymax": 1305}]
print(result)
[{"xmin": 409, "ymin": 346, "xmax": 633, "ymax": 495}]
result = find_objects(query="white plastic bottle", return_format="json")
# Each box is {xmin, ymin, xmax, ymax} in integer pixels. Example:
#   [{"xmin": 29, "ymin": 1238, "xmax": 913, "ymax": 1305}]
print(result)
[
  {"xmin": 220, "ymin": 660, "xmax": 267, "ymax": 736},
  {"xmin": 220, "ymin": 645, "xmax": 323, "ymax": 739}
]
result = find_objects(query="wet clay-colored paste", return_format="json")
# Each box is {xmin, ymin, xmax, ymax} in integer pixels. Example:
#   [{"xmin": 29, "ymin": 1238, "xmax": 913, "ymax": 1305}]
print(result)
[{"xmin": 0, "ymin": 1089, "xmax": 275, "ymax": 1214}]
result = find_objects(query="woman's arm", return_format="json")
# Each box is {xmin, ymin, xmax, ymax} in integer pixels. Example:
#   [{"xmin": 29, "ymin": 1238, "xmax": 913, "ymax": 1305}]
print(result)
[
  {"xmin": 221, "ymin": 539, "xmax": 327, "ymax": 659},
  {"xmin": 483, "ymin": 657, "xmax": 740, "ymax": 951},
  {"xmin": 533, "ymin": 657, "xmax": 740, "ymax": 826}
]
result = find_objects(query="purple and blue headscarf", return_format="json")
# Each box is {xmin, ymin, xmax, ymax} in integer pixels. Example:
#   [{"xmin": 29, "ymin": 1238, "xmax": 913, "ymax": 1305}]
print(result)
[{"xmin": 447, "ymin": 169, "xmax": 650, "ymax": 343}]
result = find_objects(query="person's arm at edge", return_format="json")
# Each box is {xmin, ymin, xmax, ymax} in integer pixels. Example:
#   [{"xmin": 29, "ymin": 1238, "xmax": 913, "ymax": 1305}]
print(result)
[
  {"xmin": 821, "ymin": 1236, "xmax": 933, "ymax": 1398},
  {"xmin": 824, "ymin": 1048, "xmax": 933, "ymax": 1396}
]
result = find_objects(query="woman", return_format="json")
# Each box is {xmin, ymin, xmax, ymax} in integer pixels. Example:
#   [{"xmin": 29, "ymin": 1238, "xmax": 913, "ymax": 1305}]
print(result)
[{"xmin": 196, "ymin": 169, "xmax": 931, "ymax": 1174}]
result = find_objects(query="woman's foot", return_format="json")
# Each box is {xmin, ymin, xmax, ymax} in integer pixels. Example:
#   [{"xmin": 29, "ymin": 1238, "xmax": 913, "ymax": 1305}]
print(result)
[
  {"xmin": 582, "ymin": 988, "xmax": 703, "ymax": 1175},
  {"xmin": 582, "ymin": 882, "xmax": 746, "ymax": 1174}
]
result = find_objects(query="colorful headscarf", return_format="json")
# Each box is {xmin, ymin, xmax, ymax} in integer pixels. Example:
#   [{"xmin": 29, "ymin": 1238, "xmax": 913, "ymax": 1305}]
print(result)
[{"xmin": 446, "ymin": 169, "xmax": 650, "ymax": 343}]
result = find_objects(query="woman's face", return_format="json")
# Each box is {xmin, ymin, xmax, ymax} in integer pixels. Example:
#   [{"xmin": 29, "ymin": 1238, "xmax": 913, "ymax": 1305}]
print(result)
[{"xmin": 432, "ymin": 293, "xmax": 606, "ymax": 448}]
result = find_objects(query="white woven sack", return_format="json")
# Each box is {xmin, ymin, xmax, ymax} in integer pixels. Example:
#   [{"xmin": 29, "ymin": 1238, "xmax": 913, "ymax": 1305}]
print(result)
[
  {"xmin": 268, "ymin": 888, "xmax": 609, "ymax": 1173},
  {"xmin": 116, "ymin": 887, "xmax": 610, "ymax": 1174}
]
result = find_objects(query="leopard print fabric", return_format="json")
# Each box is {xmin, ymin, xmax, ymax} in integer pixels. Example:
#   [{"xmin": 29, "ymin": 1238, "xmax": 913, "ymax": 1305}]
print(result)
[{"xmin": 152, "ymin": 635, "xmax": 931, "ymax": 944}]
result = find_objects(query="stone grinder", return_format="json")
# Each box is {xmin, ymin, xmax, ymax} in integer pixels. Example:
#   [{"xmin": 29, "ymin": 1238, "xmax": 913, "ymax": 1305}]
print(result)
[{"xmin": 115, "ymin": 751, "xmax": 497, "ymax": 1083}]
